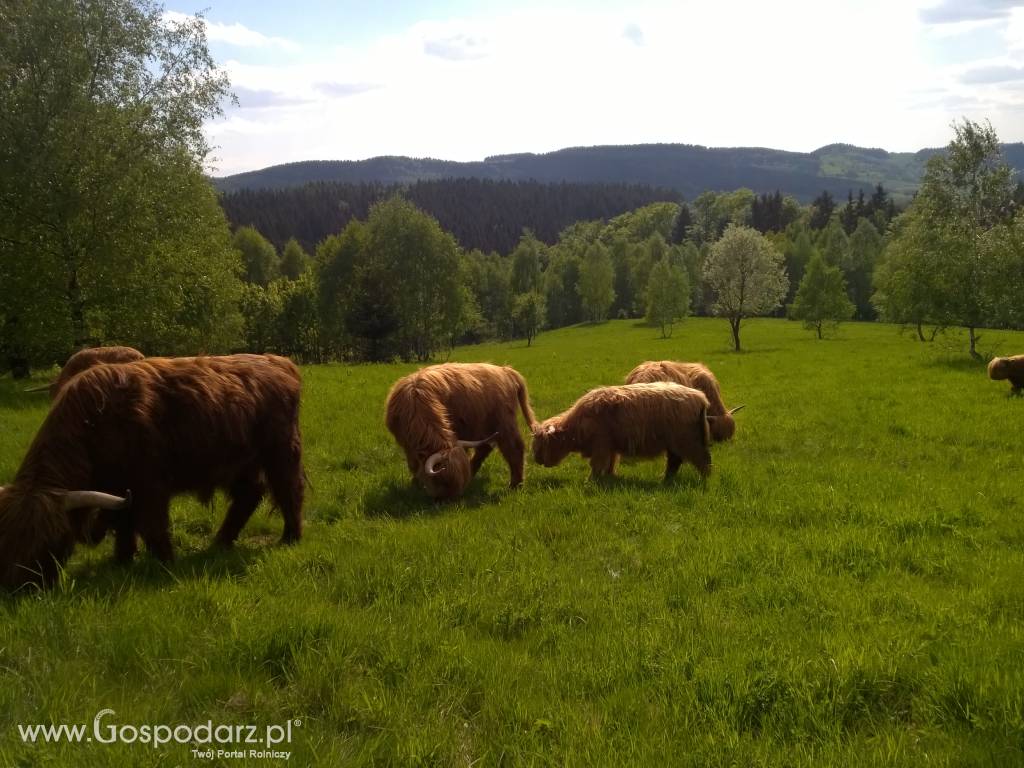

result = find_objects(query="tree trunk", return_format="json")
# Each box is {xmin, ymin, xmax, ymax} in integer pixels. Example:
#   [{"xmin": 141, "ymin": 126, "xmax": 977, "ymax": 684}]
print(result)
[
  {"xmin": 730, "ymin": 317, "xmax": 741, "ymax": 352},
  {"xmin": 916, "ymin": 322, "xmax": 926, "ymax": 342},
  {"xmin": 968, "ymin": 326, "xmax": 981, "ymax": 359},
  {"xmin": 816, "ymin": 322, "xmax": 823, "ymax": 340}
]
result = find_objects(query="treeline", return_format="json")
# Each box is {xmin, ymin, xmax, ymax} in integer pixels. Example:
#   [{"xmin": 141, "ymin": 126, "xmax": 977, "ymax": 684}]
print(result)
[
  {"xmin": 220, "ymin": 179, "xmax": 684, "ymax": 256},
  {"xmin": 229, "ymin": 180, "xmax": 902, "ymax": 363}
]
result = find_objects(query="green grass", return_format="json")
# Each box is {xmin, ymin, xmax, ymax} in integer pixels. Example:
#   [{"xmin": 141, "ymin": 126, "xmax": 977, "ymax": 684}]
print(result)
[{"xmin": 1, "ymin": 318, "xmax": 1022, "ymax": 766}]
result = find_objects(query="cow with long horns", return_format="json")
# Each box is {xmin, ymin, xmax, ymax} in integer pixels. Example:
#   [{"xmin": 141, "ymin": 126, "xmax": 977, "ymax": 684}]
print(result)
[
  {"xmin": 988, "ymin": 354, "xmax": 1024, "ymax": 395},
  {"xmin": 25, "ymin": 346, "xmax": 145, "ymax": 398},
  {"xmin": 385, "ymin": 363, "xmax": 537, "ymax": 499},
  {"xmin": 626, "ymin": 360, "xmax": 743, "ymax": 441},
  {"xmin": 531, "ymin": 382, "xmax": 713, "ymax": 481},
  {"xmin": 0, "ymin": 354, "xmax": 304, "ymax": 589}
]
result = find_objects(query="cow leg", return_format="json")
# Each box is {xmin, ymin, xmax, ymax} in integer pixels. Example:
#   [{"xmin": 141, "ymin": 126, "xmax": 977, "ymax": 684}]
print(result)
[
  {"xmin": 470, "ymin": 443, "xmax": 494, "ymax": 476},
  {"xmin": 113, "ymin": 513, "xmax": 138, "ymax": 564},
  {"xmin": 265, "ymin": 430, "xmax": 304, "ymax": 544},
  {"xmin": 665, "ymin": 451, "xmax": 683, "ymax": 480},
  {"xmin": 496, "ymin": 432, "xmax": 526, "ymax": 488},
  {"xmin": 215, "ymin": 474, "xmax": 266, "ymax": 548},
  {"xmin": 136, "ymin": 496, "xmax": 174, "ymax": 562}
]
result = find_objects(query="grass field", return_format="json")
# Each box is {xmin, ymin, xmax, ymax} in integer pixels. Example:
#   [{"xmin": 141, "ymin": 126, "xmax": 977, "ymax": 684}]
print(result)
[{"xmin": 1, "ymin": 318, "xmax": 1022, "ymax": 767}]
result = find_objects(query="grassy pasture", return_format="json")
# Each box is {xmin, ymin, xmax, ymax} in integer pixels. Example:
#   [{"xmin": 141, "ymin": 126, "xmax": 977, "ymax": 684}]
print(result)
[{"xmin": 0, "ymin": 318, "xmax": 1022, "ymax": 767}]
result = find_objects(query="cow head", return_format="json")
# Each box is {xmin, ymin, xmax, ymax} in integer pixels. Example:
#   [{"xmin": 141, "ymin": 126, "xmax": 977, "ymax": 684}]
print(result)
[
  {"xmin": 706, "ymin": 405, "xmax": 744, "ymax": 442},
  {"xmin": 531, "ymin": 420, "xmax": 572, "ymax": 468},
  {"xmin": 988, "ymin": 357, "xmax": 1010, "ymax": 380},
  {"xmin": 0, "ymin": 485, "xmax": 131, "ymax": 590},
  {"xmin": 418, "ymin": 433, "xmax": 498, "ymax": 500}
]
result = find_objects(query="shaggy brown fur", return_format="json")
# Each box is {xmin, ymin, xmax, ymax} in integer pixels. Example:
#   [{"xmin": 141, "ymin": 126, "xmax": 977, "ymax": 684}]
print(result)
[
  {"xmin": 988, "ymin": 355, "xmax": 1024, "ymax": 395},
  {"xmin": 532, "ymin": 382, "xmax": 712, "ymax": 480},
  {"xmin": 626, "ymin": 360, "xmax": 738, "ymax": 441},
  {"xmin": 0, "ymin": 354, "xmax": 304, "ymax": 589},
  {"xmin": 385, "ymin": 363, "xmax": 536, "ymax": 499},
  {"xmin": 48, "ymin": 346, "xmax": 145, "ymax": 398}
]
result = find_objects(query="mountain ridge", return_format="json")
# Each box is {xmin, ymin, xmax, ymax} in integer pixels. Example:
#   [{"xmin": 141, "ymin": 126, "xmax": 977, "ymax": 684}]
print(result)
[{"xmin": 212, "ymin": 141, "xmax": 1024, "ymax": 202}]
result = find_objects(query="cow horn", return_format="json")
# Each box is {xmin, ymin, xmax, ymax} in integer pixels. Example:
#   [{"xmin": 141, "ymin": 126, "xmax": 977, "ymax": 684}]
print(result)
[
  {"xmin": 424, "ymin": 451, "xmax": 447, "ymax": 475},
  {"xmin": 61, "ymin": 489, "xmax": 132, "ymax": 512},
  {"xmin": 728, "ymin": 405, "xmax": 746, "ymax": 415},
  {"xmin": 23, "ymin": 383, "xmax": 52, "ymax": 393},
  {"xmin": 456, "ymin": 432, "xmax": 499, "ymax": 449}
]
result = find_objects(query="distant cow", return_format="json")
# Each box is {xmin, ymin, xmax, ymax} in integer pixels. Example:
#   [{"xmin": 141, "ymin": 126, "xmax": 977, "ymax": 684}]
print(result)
[
  {"xmin": 386, "ymin": 363, "xmax": 537, "ymax": 499},
  {"xmin": 25, "ymin": 345, "xmax": 145, "ymax": 398},
  {"xmin": 531, "ymin": 382, "xmax": 712, "ymax": 481},
  {"xmin": 988, "ymin": 355, "xmax": 1024, "ymax": 395},
  {"xmin": 0, "ymin": 354, "xmax": 304, "ymax": 589},
  {"xmin": 626, "ymin": 360, "xmax": 743, "ymax": 441}
]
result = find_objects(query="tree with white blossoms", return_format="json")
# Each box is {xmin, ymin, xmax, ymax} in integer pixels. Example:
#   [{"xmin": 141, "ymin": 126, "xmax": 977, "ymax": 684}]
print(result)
[{"xmin": 704, "ymin": 225, "xmax": 789, "ymax": 351}]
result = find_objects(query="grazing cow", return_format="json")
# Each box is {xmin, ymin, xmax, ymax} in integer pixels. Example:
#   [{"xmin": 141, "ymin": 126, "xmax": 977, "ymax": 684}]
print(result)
[
  {"xmin": 532, "ymin": 382, "xmax": 712, "ymax": 481},
  {"xmin": 385, "ymin": 363, "xmax": 536, "ymax": 499},
  {"xmin": 25, "ymin": 346, "xmax": 145, "ymax": 398},
  {"xmin": 626, "ymin": 360, "xmax": 743, "ymax": 441},
  {"xmin": 0, "ymin": 354, "xmax": 304, "ymax": 589},
  {"xmin": 988, "ymin": 355, "xmax": 1024, "ymax": 395}
]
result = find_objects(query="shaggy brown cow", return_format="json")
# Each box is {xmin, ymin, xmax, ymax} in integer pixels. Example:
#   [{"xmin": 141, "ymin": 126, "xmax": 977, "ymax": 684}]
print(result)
[
  {"xmin": 385, "ymin": 363, "xmax": 537, "ymax": 499},
  {"xmin": 626, "ymin": 360, "xmax": 743, "ymax": 441},
  {"xmin": 0, "ymin": 354, "xmax": 304, "ymax": 589},
  {"xmin": 24, "ymin": 346, "xmax": 145, "ymax": 398},
  {"xmin": 532, "ymin": 382, "xmax": 712, "ymax": 480},
  {"xmin": 988, "ymin": 355, "xmax": 1024, "ymax": 395}
]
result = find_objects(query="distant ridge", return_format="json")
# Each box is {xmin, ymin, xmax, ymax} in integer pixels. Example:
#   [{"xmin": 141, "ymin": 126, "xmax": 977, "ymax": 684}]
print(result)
[{"xmin": 212, "ymin": 142, "xmax": 1024, "ymax": 202}]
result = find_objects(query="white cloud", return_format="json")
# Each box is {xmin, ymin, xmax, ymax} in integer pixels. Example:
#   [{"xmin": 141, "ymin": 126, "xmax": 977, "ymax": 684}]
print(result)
[
  {"xmin": 204, "ymin": 0, "xmax": 1024, "ymax": 175},
  {"xmin": 163, "ymin": 11, "xmax": 300, "ymax": 52}
]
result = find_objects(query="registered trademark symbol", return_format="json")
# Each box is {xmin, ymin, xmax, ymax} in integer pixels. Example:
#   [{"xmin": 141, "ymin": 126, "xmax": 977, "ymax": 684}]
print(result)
[{"xmin": 293, "ymin": 719, "xmax": 302, "ymax": 727}]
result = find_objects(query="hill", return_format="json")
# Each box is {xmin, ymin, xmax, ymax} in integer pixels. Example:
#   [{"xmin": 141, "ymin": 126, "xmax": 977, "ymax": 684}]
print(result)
[{"xmin": 212, "ymin": 142, "xmax": 1024, "ymax": 202}]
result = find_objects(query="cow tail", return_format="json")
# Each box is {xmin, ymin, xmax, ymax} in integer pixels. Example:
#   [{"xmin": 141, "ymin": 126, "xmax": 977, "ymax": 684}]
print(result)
[{"xmin": 515, "ymin": 371, "xmax": 537, "ymax": 427}]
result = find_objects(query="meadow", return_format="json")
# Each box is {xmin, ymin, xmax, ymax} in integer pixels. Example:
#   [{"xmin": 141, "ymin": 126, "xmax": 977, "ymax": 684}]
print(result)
[{"xmin": 0, "ymin": 318, "xmax": 1022, "ymax": 767}]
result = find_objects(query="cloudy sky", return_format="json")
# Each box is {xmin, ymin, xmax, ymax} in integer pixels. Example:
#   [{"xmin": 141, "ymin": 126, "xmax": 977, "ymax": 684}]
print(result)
[{"xmin": 164, "ymin": 0, "xmax": 1024, "ymax": 176}]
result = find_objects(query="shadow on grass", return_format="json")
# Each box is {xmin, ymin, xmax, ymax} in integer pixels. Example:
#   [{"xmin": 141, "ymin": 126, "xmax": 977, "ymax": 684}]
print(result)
[
  {"xmin": 26, "ymin": 544, "xmax": 274, "ymax": 600},
  {"xmin": 361, "ymin": 478, "xmax": 509, "ymax": 519}
]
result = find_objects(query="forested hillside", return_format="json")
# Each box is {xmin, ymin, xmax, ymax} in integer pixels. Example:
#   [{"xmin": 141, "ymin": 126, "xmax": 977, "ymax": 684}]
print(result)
[
  {"xmin": 220, "ymin": 179, "xmax": 683, "ymax": 254},
  {"xmin": 212, "ymin": 141, "xmax": 1024, "ymax": 201}
]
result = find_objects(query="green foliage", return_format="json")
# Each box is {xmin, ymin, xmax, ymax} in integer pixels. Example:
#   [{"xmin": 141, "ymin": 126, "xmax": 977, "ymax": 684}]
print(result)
[
  {"xmin": 362, "ymin": 197, "xmax": 471, "ymax": 362},
  {"xmin": 578, "ymin": 242, "xmax": 616, "ymax": 322},
  {"xmin": 782, "ymin": 227, "xmax": 818, "ymax": 304},
  {"xmin": 511, "ymin": 290, "xmax": 546, "ymax": 345},
  {"xmin": 818, "ymin": 218, "xmax": 850, "ymax": 267},
  {"xmin": 233, "ymin": 226, "xmax": 280, "ymax": 286},
  {"xmin": 845, "ymin": 219, "xmax": 883, "ymax": 320},
  {"xmin": 240, "ymin": 282, "xmax": 283, "ymax": 354},
  {"xmin": 0, "ymin": 0, "xmax": 236, "ymax": 370},
  {"xmin": 705, "ymin": 226, "xmax": 790, "ymax": 351},
  {"xmin": 543, "ymin": 248, "xmax": 583, "ymax": 328},
  {"xmin": 601, "ymin": 202, "xmax": 679, "ymax": 244},
  {"xmin": 281, "ymin": 238, "xmax": 312, "ymax": 280},
  {"xmin": 464, "ymin": 250, "xmax": 514, "ymax": 340},
  {"xmin": 877, "ymin": 119, "xmax": 1017, "ymax": 355},
  {"xmin": 645, "ymin": 258, "xmax": 690, "ymax": 337},
  {"xmin": 276, "ymin": 273, "xmax": 321, "ymax": 362},
  {"xmin": 510, "ymin": 231, "xmax": 544, "ymax": 294},
  {"xmin": 316, "ymin": 220, "xmax": 366, "ymax": 358},
  {"xmin": 789, "ymin": 252, "xmax": 855, "ymax": 338}
]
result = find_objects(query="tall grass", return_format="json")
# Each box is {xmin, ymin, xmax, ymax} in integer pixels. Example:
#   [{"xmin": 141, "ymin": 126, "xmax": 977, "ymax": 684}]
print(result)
[{"xmin": 0, "ymin": 319, "xmax": 1021, "ymax": 766}]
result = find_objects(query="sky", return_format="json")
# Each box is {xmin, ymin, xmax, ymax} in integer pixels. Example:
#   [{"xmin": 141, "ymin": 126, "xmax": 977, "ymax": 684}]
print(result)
[{"xmin": 163, "ymin": 0, "xmax": 1024, "ymax": 176}]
